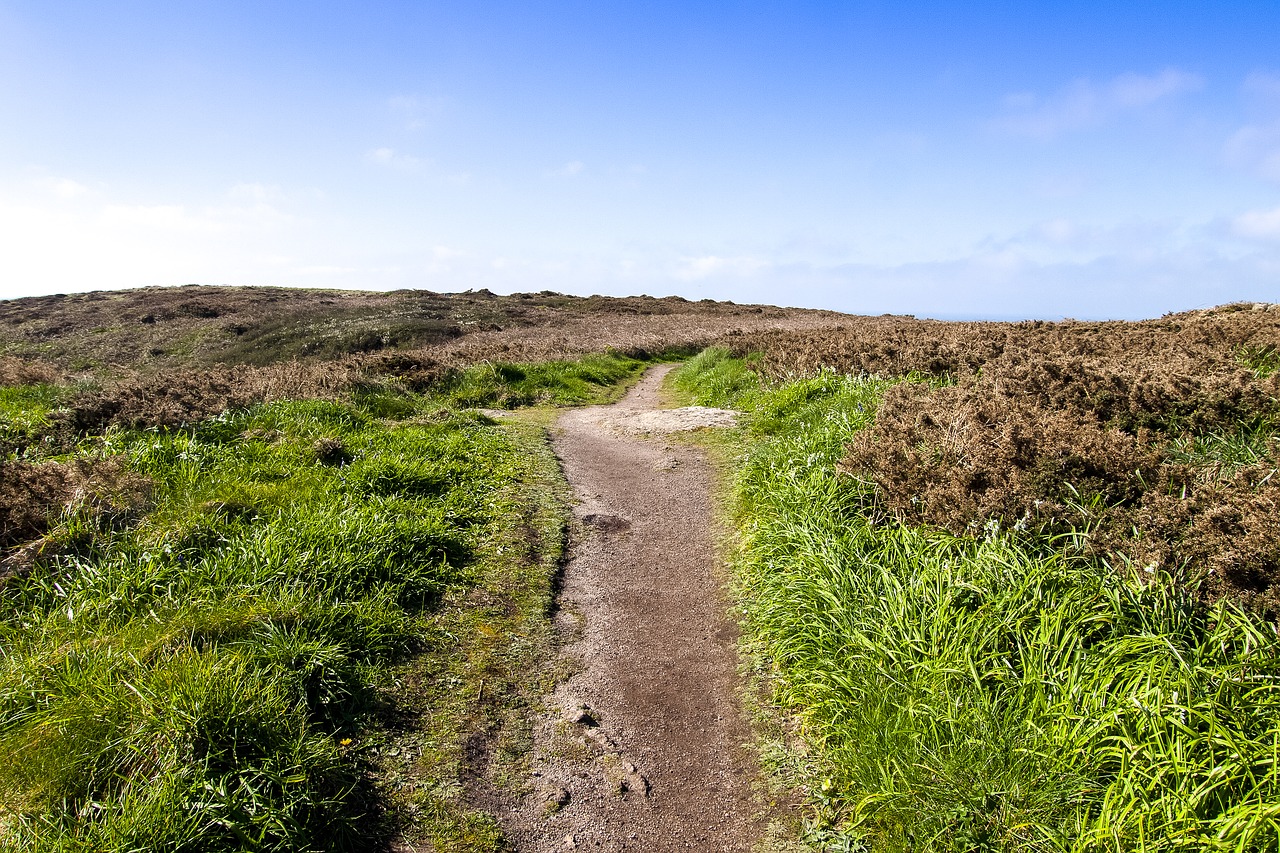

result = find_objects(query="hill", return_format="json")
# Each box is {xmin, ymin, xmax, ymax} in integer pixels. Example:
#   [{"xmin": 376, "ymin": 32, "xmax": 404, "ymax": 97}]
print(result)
[
  {"xmin": 0, "ymin": 284, "xmax": 841, "ymax": 371},
  {"xmin": 3, "ymin": 287, "xmax": 1280, "ymax": 851}
]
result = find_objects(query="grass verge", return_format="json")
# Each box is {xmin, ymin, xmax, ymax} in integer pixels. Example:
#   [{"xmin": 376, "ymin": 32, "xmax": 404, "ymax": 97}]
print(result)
[
  {"xmin": 0, "ymin": 352, "xmax": 639, "ymax": 851},
  {"xmin": 672, "ymin": 350, "xmax": 1280, "ymax": 853}
]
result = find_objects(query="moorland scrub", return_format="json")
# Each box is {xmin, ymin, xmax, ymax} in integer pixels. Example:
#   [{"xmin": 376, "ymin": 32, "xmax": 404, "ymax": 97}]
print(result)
[{"xmin": 3, "ymin": 290, "xmax": 1279, "ymax": 851}]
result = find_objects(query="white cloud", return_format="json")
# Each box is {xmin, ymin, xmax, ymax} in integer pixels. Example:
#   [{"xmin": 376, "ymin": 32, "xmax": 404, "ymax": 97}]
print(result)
[
  {"xmin": 1243, "ymin": 71, "xmax": 1280, "ymax": 104},
  {"xmin": 227, "ymin": 182, "xmax": 284, "ymax": 202},
  {"xmin": 100, "ymin": 203, "xmax": 225, "ymax": 234},
  {"xmin": 0, "ymin": 177, "xmax": 305, "ymax": 298},
  {"xmin": 995, "ymin": 68, "xmax": 1203, "ymax": 139},
  {"xmin": 1234, "ymin": 207, "xmax": 1280, "ymax": 240},
  {"xmin": 35, "ymin": 176, "xmax": 90, "ymax": 199},
  {"xmin": 365, "ymin": 147, "xmax": 424, "ymax": 171},
  {"xmin": 387, "ymin": 94, "xmax": 445, "ymax": 131},
  {"xmin": 674, "ymin": 255, "xmax": 769, "ymax": 281},
  {"xmin": 294, "ymin": 265, "xmax": 363, "ymax": 276},
  {"xmin": 1037, "ymin": 218, "xmax": 1077, "ymax": 244},
  {"xmin": 550, "ymin": 160, "xmax": 584, "ymax": 177},
  {"xmin": 1226, "ymin": 71, "xmax": 1280, "ymax": 181}
]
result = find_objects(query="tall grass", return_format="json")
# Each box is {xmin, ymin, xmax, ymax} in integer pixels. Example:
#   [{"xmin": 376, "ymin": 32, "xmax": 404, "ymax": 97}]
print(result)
[
  {"xmin": 0, "ymin": 384, "xmax": 71, "ymax": 451},
  {"xmin": 0, "ymin": 391, "xmax": 544, "ymax": 850},
  {"xmin": 674, "ymin": 354, "xmax": 1280, "ymax": 852},
  {"xmin": 436, "ymin": 352, "xmax": 647, "ymax": 409}
]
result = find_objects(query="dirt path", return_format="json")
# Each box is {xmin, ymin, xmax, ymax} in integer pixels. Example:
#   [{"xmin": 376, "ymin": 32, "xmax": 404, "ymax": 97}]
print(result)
[{"xmin": 499, "ymin": 365, "xmax": 762, "ymax": 851}]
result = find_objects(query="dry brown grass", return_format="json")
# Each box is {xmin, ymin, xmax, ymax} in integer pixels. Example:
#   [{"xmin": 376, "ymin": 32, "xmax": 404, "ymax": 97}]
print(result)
[
  {"xmin": 0, "ymin": 285, "xmax": 840, "ymax": 371},
  {"xmin": 0, "ymin": 457, "xmax": 151, "ymax": 582},
  {"xmin": 58, "ymin": 361, "xmax": 367, "ymax": 433},
  {"xmin": 793, "ymin": 304, "xmax": 1280, "ymax": 611},
  {"xmin": 0, "ymin": 357, "xmax": 62, "ymax": 386}
]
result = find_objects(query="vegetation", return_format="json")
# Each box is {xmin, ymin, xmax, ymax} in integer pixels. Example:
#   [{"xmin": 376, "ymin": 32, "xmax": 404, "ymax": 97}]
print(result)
[
  {"xmin": 5, "ymin": 288, "xmax": 1280, "ymax": 852},
  {"xmin": 0, "ymin": 284, "xmax": 827, "ymax": 371},
  {"xmin": 0, "ymin": 351, "xmax": 646, "ymax": 851},
  {"xmin": 720, "ymin": 305, "xmax": 1280, "ymax": 611},
  {"xmin": 673, "ymin": 350, "xmax": 1280, "ymax": 851},
  {"xmin": 433, "ymin": 352, "xmax": 648, "ymax": 409}
]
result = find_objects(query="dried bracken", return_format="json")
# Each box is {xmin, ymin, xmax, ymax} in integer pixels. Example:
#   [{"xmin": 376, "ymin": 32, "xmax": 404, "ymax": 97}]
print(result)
[
  {"xmin": 0, "ymin": 356, "xmax": 63, "ymax": 386},
  {"xmin": 825, "ymin": 305, "xmax": 1280, "ymax": 611},
  {"xmin": 0, "ymin": 456, "xmax": 151, "ymax": 581}
]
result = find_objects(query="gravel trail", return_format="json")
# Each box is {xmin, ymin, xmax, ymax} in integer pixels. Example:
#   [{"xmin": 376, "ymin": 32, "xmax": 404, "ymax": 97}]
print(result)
[{"xmin": 499, "ymin": 364, "xmax": 763, "ymax": 852}]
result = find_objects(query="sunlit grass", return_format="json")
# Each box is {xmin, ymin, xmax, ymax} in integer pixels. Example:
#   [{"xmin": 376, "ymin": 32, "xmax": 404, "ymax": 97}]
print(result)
[
  {"xmin": 674, "ymin": 353, "xmax": 1280, "ymax": 852},
  {"xmin": 0, "ymin": 353, "xmax": 624, "ymax": 851},
  {"xmin": 0, "ymin": 384, "xmax": 71, "ymax": 450},
  {"xmin": 436, "ymin": 351, "xmax": 647, "ymax": 409}
]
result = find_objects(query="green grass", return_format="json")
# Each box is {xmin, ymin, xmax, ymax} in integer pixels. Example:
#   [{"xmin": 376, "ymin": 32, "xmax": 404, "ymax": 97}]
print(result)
[
  {"xmin": 0, "ymin": 384, "xmax": 72, "ymax": 451},
  {"xmin": 672, "ymin": 354, "xmax": 1280, "ymax": 853},
  {"xmin": 434, "ymin": 351, "xmax": 648, "ymax": 409},
  {"xmin": 0, "ymin": 352, "xmax": 636, "ymax": 851},
  {"xmin": 669, "ymin": 346, "xmax": 762, "ymax": 409},
  {"xmin": 1238, "ymin": 344, "xmax": 1280, "ymax": 379},
  {"xmin": 1166, "ymin": 422, "xmax": 1279, "ymax": 475}
]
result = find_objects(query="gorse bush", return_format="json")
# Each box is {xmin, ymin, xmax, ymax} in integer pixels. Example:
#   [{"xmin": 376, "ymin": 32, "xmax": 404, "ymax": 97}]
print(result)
[{"xmin": 673, "ymin": 354, "xmax": 1280, "ymax": 852}]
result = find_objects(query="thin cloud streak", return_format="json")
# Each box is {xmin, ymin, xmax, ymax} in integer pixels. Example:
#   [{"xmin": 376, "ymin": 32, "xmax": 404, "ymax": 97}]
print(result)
[{"xmin": 995, "ymin": 68, "xmax": 1203, "ymax": 139}]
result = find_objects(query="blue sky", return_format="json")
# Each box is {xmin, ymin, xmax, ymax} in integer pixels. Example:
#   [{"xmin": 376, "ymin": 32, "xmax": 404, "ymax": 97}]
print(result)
[{"xmin": 1, "ymin": 1, "xmax": 1278, "ymax": 318}]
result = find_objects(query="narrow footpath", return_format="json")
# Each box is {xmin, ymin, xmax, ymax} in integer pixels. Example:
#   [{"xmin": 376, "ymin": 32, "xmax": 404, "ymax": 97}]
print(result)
[{"xmin": 500, "ymin": 365, "xmax": 762, "ymax": 851}]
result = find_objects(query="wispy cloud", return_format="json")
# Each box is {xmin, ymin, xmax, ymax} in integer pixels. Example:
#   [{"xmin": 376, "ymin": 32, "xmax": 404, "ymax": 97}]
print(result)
[
  {"xmin": 1234, "ymin": 206, "xmax": 1280, "ymax": 240},
  {"xmin": 995, "ymin": 68, "xmax": 1203, "ymax": 139},
  {"xmin": 227, "ymin": 182, "xmax": 284, "ymax": 202},
  {"xmin": 365, "ymin": 147, "xmax": 424, "ymax": 171},
  {"xmin": 35, "ymin": 176, "xmax": 90, "ymax": 199},
  {"xmin": 1244, "ymin": 70, "xmax": 1280, "ymax": 103},
  {"xmin": 549, "ymin": 160, "xmax": 585, "ymax": 177},
  {"xmin": 674, "ymin": 254, "xmax": 769, "ymax": 281},
  {"xmin": 387, "ymin": 95, "xmax": 446, "ymax": 131},
  {"xmin": 1225, "ymin": 71, "xmax": 1280, "ymax": 181}
]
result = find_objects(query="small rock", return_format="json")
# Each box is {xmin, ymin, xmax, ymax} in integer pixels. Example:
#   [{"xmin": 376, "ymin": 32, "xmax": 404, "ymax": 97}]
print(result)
[
  {"xmin": 620, "ymin": 770, "xmax": 650, "ymax": 797},
  {"xmin": 543, "ymin": 786, "xmax": 571, "ymax": 812},
  {"xmin": 566, "ymin": 704, "xmax": 597, "ymax": 726},
  {"xmin": 564, "ymin": 834, "xmax": 577, "ymax": 848},
  {"xmin": 584, "ymin": 728, "xmax": 617, "ymax": 750}
]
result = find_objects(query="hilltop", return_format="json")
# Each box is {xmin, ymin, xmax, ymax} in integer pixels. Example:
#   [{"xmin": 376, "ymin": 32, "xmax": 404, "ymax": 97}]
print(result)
[{"xmin": 0, "ymin": 284, "xmax": 843, "ymax": 372}]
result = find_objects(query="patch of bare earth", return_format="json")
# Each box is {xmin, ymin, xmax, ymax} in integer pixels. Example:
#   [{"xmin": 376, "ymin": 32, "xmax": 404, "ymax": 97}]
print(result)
[{"xmin": 494, "ymin": 365, "xmax": 762, "ymax": 851}]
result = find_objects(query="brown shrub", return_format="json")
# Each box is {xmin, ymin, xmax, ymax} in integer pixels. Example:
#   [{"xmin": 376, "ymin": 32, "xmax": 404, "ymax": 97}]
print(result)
[
  {"xmin": 360, "ymin": 353, "xmax": 455, "ymax": 392},
  {"xmin": 0, "ymin": 457, "xmax": 151, "ymax": 580},
  {"xmin": 57, "ymin": 361, "xmax": 366, "ymax": 432},
  {"xmin": 842, "ymin": 383, "xmax": 1160, "ymax": 537},
  {"xmin": 834, "ymin": 307, "xmax": 1280, "ymax": 611},
  {"xmin": 0, "ymin": 357, "xmax": 62, "ymax": 386},
  {"xmin": 843, "ymin": 382, "xmax": 1280, "ymax": 610}
]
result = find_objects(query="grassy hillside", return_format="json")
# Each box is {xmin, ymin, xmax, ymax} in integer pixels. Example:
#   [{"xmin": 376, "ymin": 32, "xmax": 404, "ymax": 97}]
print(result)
[
  {"xmin": 0, "ymin": 349, "xmax": 655, "ymax": 851},
  {"xmin": 4, "ymin": 286, "xmax": 1280, "ymax": 851},
  {"xmin": 672, "ymin": 333, "xmax": 1280, "ymax": 852},
  {"xmin": 0, "ymin": 284, "xmax": 837, "ymax": 372}
]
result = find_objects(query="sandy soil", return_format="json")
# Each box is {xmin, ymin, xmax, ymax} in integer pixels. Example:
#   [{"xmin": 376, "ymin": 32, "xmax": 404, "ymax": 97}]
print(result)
[{"xmin": 497, "ymin": 365, "xmax": 763, "ymax": 852}]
